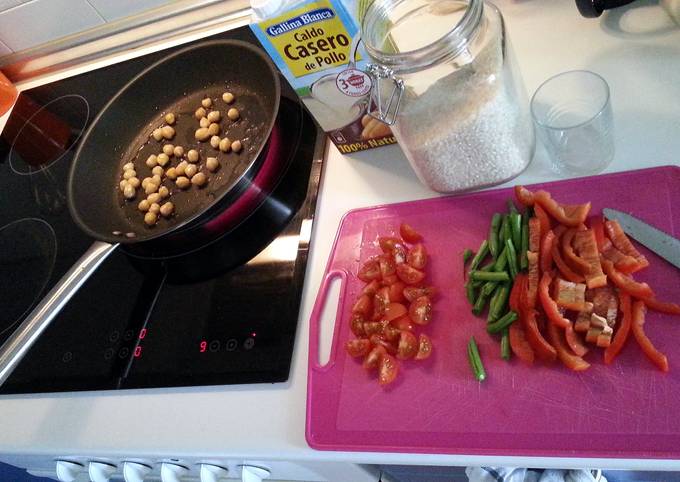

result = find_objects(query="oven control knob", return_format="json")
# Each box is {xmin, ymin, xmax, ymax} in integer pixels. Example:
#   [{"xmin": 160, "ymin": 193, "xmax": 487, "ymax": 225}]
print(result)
[
  {"xmin": 200, "ymin": 464, "xmax": 229, "ymax": 482},
  {"xmin": 161, "ymin": 462, "xmax": 190, "ymax": 482},
  {"xmin": 55, "ymin": 460, "xmax": 84, "ymax": 482},
  {"xmin": 123, "ymin": 462, "xmax": 153, "ymax": 482},
  {"xmin": 241, "ymin": 465, "xmax": 270, "ymax": 482},
  {"xmin": 88, "ymin": 461, "xmax": 117, "ymax": 482}
]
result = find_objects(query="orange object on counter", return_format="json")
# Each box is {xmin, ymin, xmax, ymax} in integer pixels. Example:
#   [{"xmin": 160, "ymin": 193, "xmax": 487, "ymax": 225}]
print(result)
[{"xmin": 0, "ymin": 70, "xmax": 18, "ymax": 116}]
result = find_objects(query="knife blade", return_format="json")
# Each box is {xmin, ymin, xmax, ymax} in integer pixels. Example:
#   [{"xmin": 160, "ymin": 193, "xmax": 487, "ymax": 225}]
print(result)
[{"xmin": 603, "ymin": 208, "xmax": 680, "ymax": 270}]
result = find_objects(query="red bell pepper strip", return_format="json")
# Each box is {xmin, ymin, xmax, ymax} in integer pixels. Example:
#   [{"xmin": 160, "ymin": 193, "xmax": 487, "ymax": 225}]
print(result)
[
  {"xmin": 589, "ymin": 215, "xmax": 607, "ymax": 251},
  {"xmin": 601, "ymin": 238, "xmax": 641, "ymax": 274},
  {"xmin": 573, "ymin": 229, "xmax": 608, "ymax": 288},
  {"xmin": 604, "ymin": 292, "xmax": 632, "ymax": 364},
  {"xmin": 605, "ymin": 220, "xmax": 649, "ymax": 268},
  {"xmin": 565, "ymin": 325, "xmax": 589, "ymax": 357},
  {"xmin": 643, "ymin": 297, "xmax": 680, "ymax": 315},
  {"xmin": 534, "ymin": 205, "xmax": 552, "ymax": 240},
  {"xmin": 509, "ymin": 273, "xmax": 527, "ymax": 312},
  {"xmin": 551, "ymin": 232, "xmax": 586, "ymax": 283},
  {"xmin": 509, "ymin": 322, "xmax": 535, "ymax": 364},
  {"xmin": 515, "ymin": 185, "xmax": 535, "ymax": 207},
  {"xmin": 546, "ymin": 322, "xmax": 590, "ymax": 371},
  {"xmin": 631, "ymin": 300, "xmax": 669, "ymax": 372},
  {"xmin": 561, "ymin": 228, "xmax": 591, "ymax": 274},
  {"xmin": 528, "ymin": 217, "xmax": 541, "ymax": 253},
  {"xmin": 526, "ymin": 251, "xmax": 540, "ymax": 309},
  {"xmin": 534, "ymin": 190, "xmax": 591, "ymax": 228},
  {"xmin": 552, "ymin": 277, "xmax": 586, "ymax": 311},
  {"xmin": 521, "ymin": 309, "xmax": 557, "ymax": 362},
  {"xmin": 539, "ymin": 271, "xmax": 571, "ymax": 329},
  {"xmin": 601, "ymin": 259, "xmax": 654, "ymax": 299},
  {"xmin": 541, "ymin": 230, "xmax": 555, "ymax": 272}
]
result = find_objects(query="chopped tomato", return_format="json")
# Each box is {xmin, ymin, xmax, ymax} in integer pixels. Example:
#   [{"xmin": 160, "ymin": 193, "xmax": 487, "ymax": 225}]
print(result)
[
  {"xmin": 370, "ymin": 334, "xmax": 398, "ymax": 355},
  {"xmin": 350, "ymin": 313, "xmax": 366, "ymax": 337},
  {"xmin": 397, "ymin": 330, "xmax": 418, "ymax": 360},
  {"xmin": 392, "ymin": 243, "xmax": 408, "ymax": 264},
  {"xmin": 565, "ymin": 325, "xmax": 589, "ymax": 357},
  {"xmin": 403, "ymin": 286, "xmax": 437, "ymax": 303},
  {"xmin": 551, "ymin": 233, "xmax": 585, "ymax": 283},
  {"xmin": 605, "ymin": 292, "xmax": 631, "ymax": 364},
  {"xmin": 539, "ymin": 271, "xmax": 571, "ymax": 329},
  {"xmin": 346, "ymin": 338, "xmax": 371, "ymax": 357},
  {"xmin": 382, "ymin": 274, "xmax": 399, "ymax": 285},
  {"xmin": 362, "ymin": 280, "xmax": 381, "ymax": 297},
  {"xmin": 409, "ymin": 296, "xmax": 432, "ymax": 325},
  {"xmin": 527, "ymin": 251, "xmax": 540, "ymax": 309},
  {"xmin": 562, "ymin": 228, "xmax": 591, "ymax": 274},
  {"xmin": 573, "ymin": 229, "xmax": 608, "ymax": 288},
  {"xmin": 509, "ymin": 273, "xmax": 527, "ymax": 312},
  {"xmin": 546, "ymin": 322, "xmax": 591, "ymax": 371},
  {"xmin": 605, "ymin": 220, "xmax": 649, "ymax": 269},
  {"xmin": 631, "ymin": 300, "xmax": 669, "ymax": 372},
  {"xmin": 358, "ymin": 259, "xmax": 381, "ymax": 282},
  {"xmin": 363, "ymin": 321, "xmax": 384, "ymax": 337},
  {"xmin": 534, "ymin": 204, "xmax": 552, "ymax": 239},
  {"xmin": 533, "ymin": 190, "xmax": 591, "ymax": 227},
  {"xmin": 378, "ymin": 237, "xmax": 402, "ymax": 253},
  {"xmin": 399, "ymin": 223, "xmax": 423, "ymax": 244},
  {"xmin": 601, "ymin": 259, "xmax": 655, "ymax": 299},
  {"xmin": 588, "ymin": 215, "xmax": 607, "ymax": 251},
  {"xmin": 373, "ymin": 286, "xmax": 390, "ymax": 320},
  {"xmin": 541, "ymin": 230, "xmax": 555, "ymax": 272},
  {"xmin": 382, "ymin": 323, "xmax": 401, "ymax": 341},
  {"xmin": 391, "ymin": 315, "xmax": 413, "ymax": 331},
  {"xmin": 643, "ymin": 297, "xmax": 680, "ymax": 315},
  {"xmin": 378, "ymin": 255, "xmax": 396, "ymax": 277},
  {"xmin": 388, "ymin": 281, "xmax": 406, "ymax": 303},
  {"xmin": 384, "ymin": 302, "xmax": 407, "ymax": 321},
  {"xmin": 362, "ymin": 344, "xmax": 386, "ymax": 370},
  {"xmin": 528, "ymin": 217, "xmax": 542, "ymax": 253},
  {"xmin": 514, "ymin": 185, "xmax": 535, "ymax": 206},
  {"xmin": 509, "ymin": 322, "xmax": 535, "ymax": 364},
  {"xmin": 414, "ymin": 333, "xmax": 433, "ymax": 360},
  {"xmin": 522, "ymin": 309, "xmax": 557, "ymax": 362},
  {"xmin": 352, "ymin": 294, "xmax": 372, "ymax": 317},
  {"xmin": 379, "ymin": 353, "xmax": 399, "ymax": 385},
  {"xmin": 406, "ymin": 243, "xmax": 427, "ymax": 269},
  {"xmin": 396, "ymin": 263, "xmax": 426, "ymax": 285},
  {"xmin": 553, "ymin": 277, "xmax": 586, "ymax": 311}
]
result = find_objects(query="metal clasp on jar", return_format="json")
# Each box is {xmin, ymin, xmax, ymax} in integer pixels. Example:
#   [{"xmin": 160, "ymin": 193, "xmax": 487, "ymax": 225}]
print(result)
[{"xmin": 365, "ymin": 64, "xmax": 404, "ymax": 126}]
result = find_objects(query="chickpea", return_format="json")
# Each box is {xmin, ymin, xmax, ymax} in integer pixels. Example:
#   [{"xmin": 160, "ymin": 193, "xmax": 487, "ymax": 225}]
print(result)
[
  {"xmin": 127, "ymin": 177, "xmax": 140, "ymax": 188},
  {"xmin": 227, "ymin": 108, "xmax": 240, "ymax": 121},
  {"xmin": 219, "ymin": 137, "xmax": 231, "ymax": 152},
  {"xmin": 152, "ymin": 128, "xmax": 163, "ymax": 141},
  {"xmin": 149, "ymin": 203, "xmax": 161, "ymax": 214},
  {"xmin": 157, "ymin": 153, "xmax": 170, "ymax": 167},
  {"xmin": 160, "ymin": 202, "xmax": 174, "ymax": 218},
  {"xmin": 151, "ymin": 166, "xmax": 164, "ymax": 177},
  {"xmin": 206, "ymin": 157, "xmax": 219, "ymax": 172},
  {"xmin": 162, "ymin": 144, "xmax": 174, "ymax": 156},
  {"xmin": 123, "ymin": 169, "xmax": 136, "ymax": 179},
  {"xmin": 208, "ymin": 123, "xmax": 220, "ymax": 136},
  {"xmin": 165, "ymin": 167, "xmax": 178, "ymax": 180},
  {"xmin": 184, "ymin": 164, "xmax": 198, "ymax": 178},
  {"xmin": 187, "ymin": 149, "xmax": 199, "ymax": 163},
  {"xmin": 195, "ymin": 107, "xmax": 206, "ymax": 119},
  {"xmin": 147, "ymin": 192, "xmax": 161, "ymax": 204},
  {"xmin": 231, "ymin": 139, "xmax": 242, "ymax": 153},
  {"xmin": 176, "ymin": 160, "xmax": 188, "ymax": 176},
  {"xmin": 146, "ymin": 154, "xmax": 158, "ymax": 168},
  {"xmin": 207, "ymin": 110, "xmax": 221, "ymax": 123},
  {"xmin": 164, "ymin": 112, "xmax": 176, "ymax": 125},
  {"xmin": 161, "ymin": 125, "xmax": 175, "ymax": 139},
  {"xmin": 141, "ymin": 177, "xmax": 153, "ymax": 189},
  {"xmin": 191, "ymin": 172, "xmax": 207, "ymax": 187},
  {"xmin": 123, "ymin": 184, "xmax": 136, "ymax": 199},
  {"xmin": 210, "ymin": 135, "xmax": 221, "ymax": 148},
  {"xmin": 195, "ymin": 127, "xmax": 210, "ymax": 141},
  {"xmin": 173, "ymin": 145, "xmax": 184, "ymax": 157},
  {"xmin": 201, "ymin": 97, "xmax": 213, "ymax": 108},
  {"xmin": 158, "ymin": 186, "xmax": 170, "ymax": 198},
  {"xmin": 144, "ymin": 211, "xmax": 157, "ymax": 226},
  {"xmin": 119, "ymin": 180, "xmax": 129, "ymax": 192},
  {"xmin": 199, "ymin": 117, "xmax": 210, "ymax": 128},
  {"xmin": 151, "ymin": 174, "xmax": 162, "ymax": 185},
  {"xmin": 123, "ymin": 162, "xmax": 135, "ymax": 171},
  {"xmin": 176, "ymin": 176, "xmax": 191, "ymax": 189},
  {"xmin": 138, "ymin": 199, "xmax": 150, "ymax": 212},
  {"xmin": 145, "ymin": 182, "xmax": 159, "ymax": 195},
  {"xmin": 222, "ymin": 92, "xmax": 234, "ymax": 104}
]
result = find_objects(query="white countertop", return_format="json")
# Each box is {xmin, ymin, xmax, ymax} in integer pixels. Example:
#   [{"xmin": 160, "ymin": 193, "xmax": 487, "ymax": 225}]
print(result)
[{"xmin": 1, "ymin": 0, "xmax": 680, "ymax": 472}]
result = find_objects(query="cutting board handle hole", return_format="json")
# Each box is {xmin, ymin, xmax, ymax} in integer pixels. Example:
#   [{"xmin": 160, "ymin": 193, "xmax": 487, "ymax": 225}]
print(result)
[{"xmin": 316, "ymin": 273, "xmax": 343, "ymax": 368}]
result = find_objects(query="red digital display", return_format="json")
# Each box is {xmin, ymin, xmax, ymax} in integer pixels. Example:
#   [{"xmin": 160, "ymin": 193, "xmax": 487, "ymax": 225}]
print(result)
[
  {"xmin": 200, "ymin": 340, "xmax": 207, "ymax": 353},
  {"xmin": 139, "ymin": 328, "xmax": 147, "ymax": 340},
  {"xmin": 134, "ymin": 346, "xmax": 142, "ymax": 358}
]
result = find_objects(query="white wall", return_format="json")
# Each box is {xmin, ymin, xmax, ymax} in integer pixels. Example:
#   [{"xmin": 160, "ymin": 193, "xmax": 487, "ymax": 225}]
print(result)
[{"xmin": 0, "ymin": 0, "xmax": 176, "ymax": 57}]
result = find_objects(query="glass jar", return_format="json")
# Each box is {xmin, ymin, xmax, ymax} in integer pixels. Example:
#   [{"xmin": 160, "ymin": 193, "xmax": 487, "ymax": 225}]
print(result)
[{"xmin": 362, "ymin": 0, "xmax": 535, "ymax": 193}]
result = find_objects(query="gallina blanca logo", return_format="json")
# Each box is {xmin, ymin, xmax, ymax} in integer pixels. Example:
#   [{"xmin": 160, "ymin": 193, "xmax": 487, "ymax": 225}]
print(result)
[{"xmin": 266, "ymin": 8, "xmax": 335, "ymax": 36}]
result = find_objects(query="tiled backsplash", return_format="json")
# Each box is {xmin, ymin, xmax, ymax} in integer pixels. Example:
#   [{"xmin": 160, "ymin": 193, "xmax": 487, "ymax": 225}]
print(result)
[{"xmin": 0, "ymin": 0, "xmax": 175, "ymax": 56}]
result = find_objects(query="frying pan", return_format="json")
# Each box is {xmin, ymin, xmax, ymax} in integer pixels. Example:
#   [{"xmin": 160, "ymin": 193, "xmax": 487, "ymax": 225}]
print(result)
[{"xmin": 0, "ymin": 39, "xmax": 281, "ymax": 386}]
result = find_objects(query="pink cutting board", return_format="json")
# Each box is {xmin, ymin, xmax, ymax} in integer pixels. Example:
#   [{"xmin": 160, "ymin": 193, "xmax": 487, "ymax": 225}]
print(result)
[{"xmin": 306, "ymin": 165, "xmax": 680, "ymax": 458}]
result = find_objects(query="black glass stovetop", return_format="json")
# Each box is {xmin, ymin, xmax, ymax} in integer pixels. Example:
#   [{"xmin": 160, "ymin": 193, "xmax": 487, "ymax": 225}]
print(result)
[{"xmin": 0, "ymin": 27, "xmax": 323, "ymax": 393}]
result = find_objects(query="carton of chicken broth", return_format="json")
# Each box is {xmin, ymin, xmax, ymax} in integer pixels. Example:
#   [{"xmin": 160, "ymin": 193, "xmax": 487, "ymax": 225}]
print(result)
[{"xmin": 250, "ymin": 0, "xmax": 396, "ymax": 153}]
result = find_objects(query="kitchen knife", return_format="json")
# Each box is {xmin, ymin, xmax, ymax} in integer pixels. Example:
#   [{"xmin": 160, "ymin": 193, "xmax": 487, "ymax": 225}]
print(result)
[{"xmin": 603, "ymin": 208, "xmax": 680, "ymax": 269}]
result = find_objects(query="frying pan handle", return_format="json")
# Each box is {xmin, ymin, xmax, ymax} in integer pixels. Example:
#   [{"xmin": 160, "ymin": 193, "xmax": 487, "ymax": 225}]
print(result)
[
  {"xmin": 0, "ymin": 240, "xmax": 118, "ymax": 387},
  {"xmin": 309, "ymin": 269, "xmax": 347, "ymax": 370}
]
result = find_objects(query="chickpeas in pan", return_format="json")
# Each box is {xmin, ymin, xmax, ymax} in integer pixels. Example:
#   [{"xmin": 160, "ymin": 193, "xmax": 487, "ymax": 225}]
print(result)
[
  {"xmin": 147, "ymin": 192, "xmax": 161, "ymax": 204},
  {"xmin": 201, "ymin": 97, "xmax": 213, "ymax": 109},
  {"xmin": 161, "ymin": 126, "xmax": 175, "ymax": 139},
  {"xmin": 164, "ymin": 112, "xmax": 176, "ymax": 125},
  {"xmin": 173, "ymin": 145, "xmax": 184, "ymax": 158},
  {"xmin": 162, "ymin": 144, "xmax": 174, "ymax": 156},
  {"xmin": 207, "ymin": 110, "xmax": 221, "ymax": 123},
  {"xmin": 176, "ymin": 160, "xmax": 188, "ymax": 176},
  {"xmin": 231, "ymin": 140, "xmax": 243, "ymax": 153},
  {"xmin": 151, "ymin": 166, "xmax": 164, "ymax": 177},
  {"xmin": 199, "ymin": 117, "xmax": 210, "ymax": 128},
  {"xmin": 119, "ymin": 180, "xmax": 129, "ymax": 192},
  {"xmin": 144, "ymin": 211, "xmax": 157, "ymax": 226},
  {"xmin": 158, "ymin": 186, "xmax": 170, "ymax": 199},
  {"xmin": 219, "ymin": 138, "xmax": 231, "ymax": 153},
  {"xmin": 210, "ymin": 135, "xmax": 220, "ymax": 148},
  {"xmin": 227, "ymin": 108, "xmax": 240, "ymax": 121},
  {"xmin": 184, "ymin": 164, "xmax": 198, "ymax": 179},
  {"xmin": 206, "ymin": 157, "xmax": 219, "ymax": 172},
  {"xmin": 127, "ymin": 177, "xmax": 140, "ymax": 188},
  {"xmin": 165, "ymin": 167, "xmax": 178, "ymax": 180},
  {"xmin": 222, "ymin": 92, "xmax": 234, "ymax": 104},
  {"xmin": 149, "ymin": 203, "xmax": 161, "ymax": 215},
  {"xmin": 146, "ymin": 154, "xmax": 158, "ymax": 168},
  {"xmin": 208, "ymin": 123, "xmax": 220, "ymax": 136},
  {"xmin": 151, "ymin": 174, "xmax": 162, "ymax": 185},
  {"xmin": 195, "ymin": 127, "xmax": 210, "ymax": 141},
  {"xmin": 123, "ymin": 162, "xmax": 135, "ymax": 171},
  {"xmin": 152, "ymin": 128, "xmax": 163, "ymax": 141},
  {"xmin": 157, "ymin": 153, "xmax": 170, "ymax": 167},
  {"xmin": 176, "ymin": 176, "xmax": 191, "ymax": 189},
  {"xmin": 160, "ymin": 202, "xmax": 174, "ymax": 218},
  {"xmin": 123, "ymin": 184, "xmax": 136, "ymax": 199},
  {"xmin": 144, "ymin": 182, "xmax": 159, "ymax": 195},
  {"xmin": 195, "ymin": 107, "xmax": 206, "ymax": 120},
  {"xmin": 187, "ymin": 150, "xmax": 199, "ymax": 163},
  {"xmin": 138, "ymin": 199, "xmax": 150, "ymax": 212},
  {"xmin": 191, "ymin": 172, "xmax": 207, "ymax": 187}
]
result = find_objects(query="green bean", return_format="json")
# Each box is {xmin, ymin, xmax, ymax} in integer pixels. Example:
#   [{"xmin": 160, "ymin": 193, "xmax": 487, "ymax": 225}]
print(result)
[
  {"xmin": 520, "ymin": 213, "xmax": 529, "ymax": 271},
  {"xmin": 488, "ymin": 213, "xmax": 502, "ymax": 260},
  {"xmin": 472, "ymin": 290, "xmax": 489, "ymax": 315},
  {"xmin": 487, "ymin": 310, "xmax": 518, "ymax": 334},
  {"xmin": 468, "ymin": 337, "xmax": 486, "ymax": 381},
  {"xmin": 505, "ymin": 238, "xmax": 518, "ymax": 280},
  {"xmin": 463, "ymin": 248, "xmax": 473, "ymax": 267},
  {"xmin": 488, "ymin": 283, "xmax": 510, "ymax": 321},
  {"xmin": 481, "ymin": 281, "xmax": 497, "ymax": 298},
  {"xmin": 471, "ymin": 270, "xmax": 510, "ymax": 282},
  {"xmin": 499, "ymin": 215, "xmax": 509, "ymax": 245},
  {"xmin": 501, "ymin": 328, "xmax": 511, "ymax": 360},
  {"xmin": 493, "ymin": 247, "xmax": 508, "ymax": 272},
  {"xmin": 469, "ymin": 240, "xmax": 489, "ymax": 273},
  {"xmin": 465, "ymin": 281, "xmax": 476, "ymax": 305},
  {"xmin": 480, "ymin": 261, "xmax": 496, "ymax": 272},
  {"xmin": 510, "ymin": 213, "xmax": 522, "ymax": 250},
  {"xmin": 507, "ymin": 198, "xmax": 519, "ymax": 215}
]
